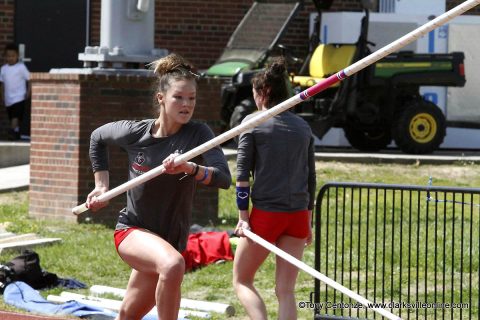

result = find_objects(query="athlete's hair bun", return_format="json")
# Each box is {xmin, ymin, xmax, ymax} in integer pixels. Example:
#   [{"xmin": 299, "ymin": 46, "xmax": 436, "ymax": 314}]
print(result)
[
  {"xmin": 266, "ymin": 57, "xmax": 287, "ymax": 79},
  {"xmin": 150, "ymin": 53, "xmax": 194, "ymax": 76}
]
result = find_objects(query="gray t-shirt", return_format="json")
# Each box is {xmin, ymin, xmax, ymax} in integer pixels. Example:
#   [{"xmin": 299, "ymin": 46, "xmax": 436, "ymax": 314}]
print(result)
[
  {"xmin": 236, "ymin": 111, "xmax": 316, "ymax": 212},
  {"xmin": 89, "ymin": 119, "xmax": 231, "ymax": 251}
]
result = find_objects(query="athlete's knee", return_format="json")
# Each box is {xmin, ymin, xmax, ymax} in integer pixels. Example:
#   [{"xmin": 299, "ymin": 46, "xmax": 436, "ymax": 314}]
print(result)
[
  {"xmin": 158, "ymin": 255, "xmax": 185, "ymax": 283},
  {"xmin": 233, "ymin": 269, "xmax": 254, "ymax": 293},
  {"xmin": 232, "ymin": 273, "xmax": 242, "ymax": 291}
]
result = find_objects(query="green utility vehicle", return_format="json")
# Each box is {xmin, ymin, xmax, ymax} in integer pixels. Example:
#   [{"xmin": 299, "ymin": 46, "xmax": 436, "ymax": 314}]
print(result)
[
  {"xmin": 204, "ymin": 1, "xmax": 302, "ymax": 131},
  {"xmin": 205, "ymin": 0, "xmax": 466, "ymax": 154}
]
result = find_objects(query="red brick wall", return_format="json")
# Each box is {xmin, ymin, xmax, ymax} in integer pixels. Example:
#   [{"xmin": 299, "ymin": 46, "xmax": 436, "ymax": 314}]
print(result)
[
  {"xmin": 89, "ymin": 0, "xmax": 101, "ymax": 46},
  {"xmin": 29, "ymin": 74, "xmax": 82, "ymax": 221},
  {"xmin": 29, "ymin": 72, "xmax": 224, "ymax": 223},
  {"xmin": 0, "ymin": 0, "xmax": 14, "ymax": 49}
]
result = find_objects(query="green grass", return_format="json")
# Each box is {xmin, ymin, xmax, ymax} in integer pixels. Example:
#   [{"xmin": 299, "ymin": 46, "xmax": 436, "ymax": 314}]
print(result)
[{"xmin": 1, "ymin": 160, "xmax": 479, "ymax": 319}]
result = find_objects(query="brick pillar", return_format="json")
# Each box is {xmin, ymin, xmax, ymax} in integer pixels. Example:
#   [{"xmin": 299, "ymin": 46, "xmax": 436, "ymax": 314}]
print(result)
[{"xmin": 29, "ymin": 72, "xmax": 225, "ymax": 225}]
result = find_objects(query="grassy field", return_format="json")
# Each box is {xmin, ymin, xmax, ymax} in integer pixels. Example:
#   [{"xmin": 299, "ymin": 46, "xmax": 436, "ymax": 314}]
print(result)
[{"xmin": 0, "ymin": 159, "xmax": 479, "ymax": 319}]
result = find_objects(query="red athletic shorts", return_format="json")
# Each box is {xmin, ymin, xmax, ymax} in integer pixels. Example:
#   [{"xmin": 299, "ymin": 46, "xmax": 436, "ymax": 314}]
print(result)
[
  {"xmin": 113, "ymin": 227, "xmax": 140, "ymax": 252},
  {"xmin": 249, "ymin": 207, "xmax": 310, "ymax": 243}
]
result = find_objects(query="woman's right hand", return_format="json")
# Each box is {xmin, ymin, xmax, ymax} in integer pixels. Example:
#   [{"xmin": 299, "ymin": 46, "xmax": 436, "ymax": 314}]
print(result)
[
  {"xmin": 86, "ymin": 186, "xmax": 109, "ymax": 212},
  {"xmin": 234, "ymin": 219, "xmax": 250, "ymax": 237}
]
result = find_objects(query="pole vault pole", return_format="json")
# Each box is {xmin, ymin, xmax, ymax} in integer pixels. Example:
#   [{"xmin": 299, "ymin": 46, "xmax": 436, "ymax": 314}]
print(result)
[
  {"xmin": 243, "ymin": 229, "xmax": 401, "ymax": 320},
  {"xmin": 72, "ymin": 0, "xmax": 480, "ymax": 215}
]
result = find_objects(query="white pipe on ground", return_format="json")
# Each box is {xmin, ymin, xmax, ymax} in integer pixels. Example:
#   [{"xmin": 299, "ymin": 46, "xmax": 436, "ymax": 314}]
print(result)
[
  {"xmin": 89, "ymin": 285, "xmax": 235, "ymax": 316},
  {"xmin": 48, "ymin": 292, "xmax": 211, "ymax": 319}
]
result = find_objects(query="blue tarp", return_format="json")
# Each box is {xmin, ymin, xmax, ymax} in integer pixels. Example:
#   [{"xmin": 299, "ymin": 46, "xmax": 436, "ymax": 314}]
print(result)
[
  {"xmin": 3, "ymin": 281, "xmax": 180, "ymax": 320},
  {"xmin": 4, "ymin": 281, "xmax": 118, "ymax": 317}
]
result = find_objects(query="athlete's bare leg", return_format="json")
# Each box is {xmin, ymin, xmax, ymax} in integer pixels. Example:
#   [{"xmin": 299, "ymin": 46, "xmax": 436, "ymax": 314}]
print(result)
[
  {"xmin": 233, "ymin": 237, "xmax": 270, "ymax": 320},
  {"xmin": 116, "ymin": 229, "xmax": 185, "ymax": 320},
  {"xmin": 275, "ymin": 235, "xmax": 306, "ymax": 320}
]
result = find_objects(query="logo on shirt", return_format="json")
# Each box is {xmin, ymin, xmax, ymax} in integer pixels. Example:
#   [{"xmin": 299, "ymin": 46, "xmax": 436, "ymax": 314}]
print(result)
[
  {"xmin": 132, "ymin": 152, "xmax": 151, "ymax": 175},
  {"xmin": 135, "ymin": 152, "xmax": 145, "ymax": 164}
]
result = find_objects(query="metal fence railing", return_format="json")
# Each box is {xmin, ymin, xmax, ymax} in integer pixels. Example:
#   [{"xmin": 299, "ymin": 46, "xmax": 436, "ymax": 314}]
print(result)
[{"xmin": 313, "ymin": 182, "xmax": 479, "ymax": 320}]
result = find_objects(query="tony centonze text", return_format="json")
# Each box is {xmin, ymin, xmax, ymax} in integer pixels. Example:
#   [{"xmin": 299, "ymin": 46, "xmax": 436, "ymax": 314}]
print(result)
[{"xmin": 298, "ymin": 301, "xmax": 469, "ymax": 310}]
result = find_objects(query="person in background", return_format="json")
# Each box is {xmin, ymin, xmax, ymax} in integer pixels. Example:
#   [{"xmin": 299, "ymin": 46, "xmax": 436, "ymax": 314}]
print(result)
[
  {"xmin": 0, "ymin": 43, "xmax": 30, "ymax": 141},
  {"xmin": 233, "ymin": 57, "xmax": 316, "ymax": 320},
  {"xmin": 85, "ymin": 53, "xmax": 232, "ymax": 320}
]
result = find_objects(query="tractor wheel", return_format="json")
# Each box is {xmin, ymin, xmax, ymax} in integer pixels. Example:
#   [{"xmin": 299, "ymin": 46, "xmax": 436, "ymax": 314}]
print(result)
[
  {"xmin": 229, "ymin": 99, "xmax": 256, "ymax": 129},
  {"xmin": 228, "ymin": 99, "xmax": 256, "ymax": 146},
  {"xmin": 343, "ymin": 125, "xmax": 392, "ymax": 152},
  {"xmin": 392, "ymin": 100, "xmax": 446, "ymax": 154}
]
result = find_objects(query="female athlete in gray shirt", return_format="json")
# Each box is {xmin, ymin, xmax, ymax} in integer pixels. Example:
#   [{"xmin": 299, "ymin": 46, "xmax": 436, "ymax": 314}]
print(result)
[
  {"xmin": 233, "ymin": 57, "xmax": 316, "ymax": 320},
  {"xmin": 85, "ymin": 54, "xmax": 231, "ymax": 320}
]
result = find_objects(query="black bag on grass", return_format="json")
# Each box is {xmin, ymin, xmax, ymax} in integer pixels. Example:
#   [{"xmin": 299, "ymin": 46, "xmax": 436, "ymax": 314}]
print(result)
[
  {"xmin": 0, "ymin": 264, "xmax": 16, "ymax": 293},
  {"xmin": 5, "ymin": 249, "xmax": 58, "ymax": 289}
]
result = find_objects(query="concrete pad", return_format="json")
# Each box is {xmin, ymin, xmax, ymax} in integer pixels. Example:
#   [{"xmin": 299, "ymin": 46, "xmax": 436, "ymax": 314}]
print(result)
[
  {"xmin": 0, "ymin": 165, "xmax": 29, "ymax": 192},
  {"xmin": 0, "ymin": 238, "xmax": 62, "ymax": 254},
  {"xmin": 0, "ymin": 233, "xmax": 38, "ymax": 244},
  {"xmin": 0, "ymin": 142, "xmax": 30, "ymax": 168},
  {"xmin": 222, "ymin": 147, "xmax": 236, "ymax": 159}
]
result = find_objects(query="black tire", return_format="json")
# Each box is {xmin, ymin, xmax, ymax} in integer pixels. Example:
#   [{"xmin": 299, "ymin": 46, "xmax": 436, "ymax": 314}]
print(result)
[
  {"xmin": 392, "ymin": 100, "xmax": 446, "ymax": 154},
  {"xmin": 343, "ymin": 125, "xmax": 392, "ymax": 152},
  {"xmin": 229, "ymin": 99, "xmax": 256, "ymax": 129},
  {"xmin": 228, "ymin": 99, "xmax": 256, "ymax": 146}
]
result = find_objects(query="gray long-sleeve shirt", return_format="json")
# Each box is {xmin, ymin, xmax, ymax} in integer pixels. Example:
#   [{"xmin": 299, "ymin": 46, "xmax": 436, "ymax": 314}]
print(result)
[
  {"xmin": 236, "ymin": 111, "xmax": 316, "ymax": 212},
  {"xmin": 89, "ymin": 119, "xmax": 231, "ymax": 251}
]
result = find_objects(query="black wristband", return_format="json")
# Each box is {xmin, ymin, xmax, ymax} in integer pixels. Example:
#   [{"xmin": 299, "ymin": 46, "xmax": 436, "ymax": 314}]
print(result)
[{"xmin": 189, "ymin": 163, "xmax": 199, "ymax": 176}]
